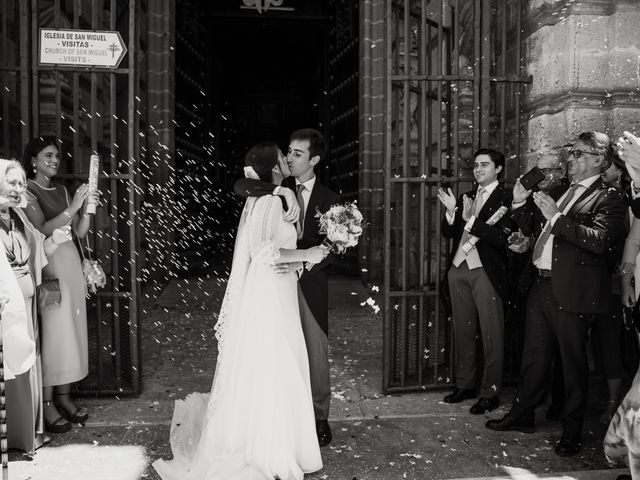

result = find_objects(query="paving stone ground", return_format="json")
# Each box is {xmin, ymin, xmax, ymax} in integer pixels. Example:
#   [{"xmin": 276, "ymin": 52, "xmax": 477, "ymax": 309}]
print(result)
[{"xmin": 8, "ymin": 272, "xmax": 632, "ymax": 480}]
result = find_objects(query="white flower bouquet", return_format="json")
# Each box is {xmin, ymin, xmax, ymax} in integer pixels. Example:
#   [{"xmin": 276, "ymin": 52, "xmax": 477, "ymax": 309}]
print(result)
[{"xmin": 306, "ymin": 201, "xmax": 364, "ymax": 270}]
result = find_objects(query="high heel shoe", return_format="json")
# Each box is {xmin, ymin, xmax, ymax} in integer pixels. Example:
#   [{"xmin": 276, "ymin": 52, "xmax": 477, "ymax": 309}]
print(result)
[
  {"xmin": 54, "ymin": 393, "xmax": 89, "ymax": 424},
  {"xmin": 43, "ymin": 402, "xmax": 72, "ymax": 433}
]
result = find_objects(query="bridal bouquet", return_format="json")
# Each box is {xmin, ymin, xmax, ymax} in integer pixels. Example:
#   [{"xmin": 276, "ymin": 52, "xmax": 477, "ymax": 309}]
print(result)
[
  {"xmin": 82, "ymin": 259, "xmax": 107, "ymax": 294},
  {"xmin": 306, "ymin": 201, "xmax": 364, "ymax": 270}
]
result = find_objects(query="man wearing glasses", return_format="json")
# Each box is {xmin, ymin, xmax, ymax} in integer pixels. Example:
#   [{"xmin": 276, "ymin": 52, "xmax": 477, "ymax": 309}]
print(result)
[{"xmin": 486, "ymin": 132, "xmax": 627, "ymax": 457}]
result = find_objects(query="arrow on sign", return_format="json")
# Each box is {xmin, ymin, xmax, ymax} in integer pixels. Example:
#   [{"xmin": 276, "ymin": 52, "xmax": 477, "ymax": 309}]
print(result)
[{"xmin": 39, "ymin": 29, "xmax": 128, "ymax": 68}]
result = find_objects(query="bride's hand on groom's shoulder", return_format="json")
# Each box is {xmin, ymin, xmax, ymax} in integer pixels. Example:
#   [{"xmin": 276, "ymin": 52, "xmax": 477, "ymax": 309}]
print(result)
[{"xmin": 280, "ymin": 189, "xmax": 300, "ymax": 223}]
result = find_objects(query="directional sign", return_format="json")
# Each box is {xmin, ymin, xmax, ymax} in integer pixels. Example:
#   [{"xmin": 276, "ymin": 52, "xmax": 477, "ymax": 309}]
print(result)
[{"xmin": 39, "ymin": 29, "xmax": 127, "ymax": 68}]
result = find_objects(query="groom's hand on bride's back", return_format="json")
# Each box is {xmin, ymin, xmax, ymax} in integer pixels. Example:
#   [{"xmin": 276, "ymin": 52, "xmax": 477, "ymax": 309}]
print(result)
[{"xmin": 271, "ymin": 262, "xmax": 302, "ymax": 275}]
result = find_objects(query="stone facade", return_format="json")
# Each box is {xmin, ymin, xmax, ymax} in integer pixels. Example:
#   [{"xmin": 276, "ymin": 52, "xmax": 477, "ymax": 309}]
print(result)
[
  {"xmin": 359, "ymin": 0, "xmax": 386, "ymax": 284},
  {"xmin": 522, "ymin": 0, "xmax": 640, "ymax": 167},
  {"xmin": 143, "ymin": 0, "xmax": 177, "ymax": 284}
]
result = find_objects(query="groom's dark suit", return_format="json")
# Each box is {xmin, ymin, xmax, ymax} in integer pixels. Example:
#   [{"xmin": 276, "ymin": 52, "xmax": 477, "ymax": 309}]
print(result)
[{"xmin": 234, "ymin": 175, "xmax": 340, "ymax": 422}]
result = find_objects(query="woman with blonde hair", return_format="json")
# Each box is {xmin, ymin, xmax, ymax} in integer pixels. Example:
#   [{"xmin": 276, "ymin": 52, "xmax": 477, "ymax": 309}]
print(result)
[{"xmin": 0, "ymin": 158, "xmax": 70, "ymax": 451}]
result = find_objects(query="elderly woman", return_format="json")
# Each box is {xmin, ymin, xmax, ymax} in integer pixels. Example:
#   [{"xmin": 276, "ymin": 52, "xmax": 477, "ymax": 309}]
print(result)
[
  {"xmin": 0, "ymin": 159, "xmax": 71, "ymax": 451},
  {"xmin": 21, "ymin": 137, "xmax": 98, "ymax": 433}
]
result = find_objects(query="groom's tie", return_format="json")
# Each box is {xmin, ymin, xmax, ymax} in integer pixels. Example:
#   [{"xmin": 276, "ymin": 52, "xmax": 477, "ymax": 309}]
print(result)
[{"xmin": 296, "ymin": 184, "xmax": 306, "ymax": 239}]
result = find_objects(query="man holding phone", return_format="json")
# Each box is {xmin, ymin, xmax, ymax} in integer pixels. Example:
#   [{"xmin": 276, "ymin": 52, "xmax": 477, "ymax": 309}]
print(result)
[
  {"xmin": 486, "ymin": 132, "xmax": 627, "ymax": 457},
  {"xmin": 508, "ymin": 154, "xmax": 566, "ymax": 253},
  {"xmin": 437, "ymin": 148, "xmax": 514, "ymax": 415}
]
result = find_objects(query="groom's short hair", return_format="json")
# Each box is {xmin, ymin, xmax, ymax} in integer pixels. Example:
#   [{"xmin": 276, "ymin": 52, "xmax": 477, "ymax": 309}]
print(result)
[{"xmin": 290, "ymin": 128, "xmax": 326, "ymax": 161}]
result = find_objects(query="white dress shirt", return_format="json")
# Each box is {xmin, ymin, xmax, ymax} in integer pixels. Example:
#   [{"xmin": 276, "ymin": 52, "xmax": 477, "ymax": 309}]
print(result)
[
  {"xmin": 534, "ymin": 174, "xmax": 600, "ymax": 270},
  {"xmin": 295, "ymin": 175, "xmax": 316, "ymax": 219}
]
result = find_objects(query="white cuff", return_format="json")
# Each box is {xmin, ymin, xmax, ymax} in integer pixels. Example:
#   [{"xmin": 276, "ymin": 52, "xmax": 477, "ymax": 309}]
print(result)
[
  {"xmin": 445, "ymin": 210, "xmax": 456, "ymax": 225},
  {"xmin": 464, "ymin": 216, "xmax": 476, "ymax": 232},
  {"xmin": 512, "ymin": 200, "xmax": 526, "ymax": 209},
  {"xmin": 272, "ymin": 186, "xmax": 281, "ymax": 196},
  {"xmin": 550, "ymin": 212, "xmax": 562, "ymax": 227}
]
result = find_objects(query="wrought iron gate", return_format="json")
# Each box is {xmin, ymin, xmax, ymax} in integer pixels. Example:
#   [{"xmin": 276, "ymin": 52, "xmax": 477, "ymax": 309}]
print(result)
[
  {"xmin": 383, "ymin": 0, "xmax": 530, "ymax": 393},
  {"xmin": 0, "ymin": 0, "xmax": 144, "ymax": 395}
]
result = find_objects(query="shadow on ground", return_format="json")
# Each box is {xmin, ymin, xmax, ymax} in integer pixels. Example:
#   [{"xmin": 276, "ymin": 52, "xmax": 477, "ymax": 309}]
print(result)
[{"xmin": 9, "ymin": 273, "xmax": 630, "ymax": 480}]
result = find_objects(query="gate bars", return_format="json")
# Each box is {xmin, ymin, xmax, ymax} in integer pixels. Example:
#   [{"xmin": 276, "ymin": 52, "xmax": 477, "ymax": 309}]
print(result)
[
  {"xmin": 383, "ymin": 0, "xmax": 530, "ymax": 393},
  {"xmin": 0, "ymin": 0, "xmax": 143, "ymax": 394}
]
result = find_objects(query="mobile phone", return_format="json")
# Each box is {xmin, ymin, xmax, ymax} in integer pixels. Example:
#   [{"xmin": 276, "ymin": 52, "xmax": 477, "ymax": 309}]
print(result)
[{"xmin": 519, "ymin": 166, "xmax": 546, "ymax": 191}]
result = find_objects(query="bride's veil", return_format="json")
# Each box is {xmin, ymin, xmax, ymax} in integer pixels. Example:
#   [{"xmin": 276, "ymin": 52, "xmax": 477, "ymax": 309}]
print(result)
[{"xmin": 207, "ymin": 197, "xmax": 255, "ymax": 413}]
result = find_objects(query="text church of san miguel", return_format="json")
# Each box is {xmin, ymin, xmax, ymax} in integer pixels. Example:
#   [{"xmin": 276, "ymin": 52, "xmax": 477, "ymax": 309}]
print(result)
[{"xmin": 0, "ymin": 0, "xmax": 638, "ymax": 395}]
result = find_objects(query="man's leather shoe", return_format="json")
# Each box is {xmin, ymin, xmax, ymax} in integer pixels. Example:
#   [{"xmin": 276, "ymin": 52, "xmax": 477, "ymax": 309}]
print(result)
[
  {"xmin": 469, "ymin": 396, "xmax": 500, "ymax": 415},
  {"xmin": 485, "ymin": 413, "xmax": 535, "ymax": 433},
  {"xmin": 443, "ymin": 388, "xmax": 477, "ymax": 404},
  {"xmin": 555, "ymin": 434, "xmax": 581, "ymax": 457},
  {"xmin": 316, "ymin": 419, "xmax": 332, "ymax": 447}
]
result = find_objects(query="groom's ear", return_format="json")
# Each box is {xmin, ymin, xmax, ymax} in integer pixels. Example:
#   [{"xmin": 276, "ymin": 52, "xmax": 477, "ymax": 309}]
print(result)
[{"xmin": 310, "ymin": 155, "xmax": 320, "ymax": 167}]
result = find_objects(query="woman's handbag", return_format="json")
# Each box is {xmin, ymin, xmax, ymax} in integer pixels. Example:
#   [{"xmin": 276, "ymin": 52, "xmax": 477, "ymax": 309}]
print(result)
[
  {"xmin": 37, "ymin": 278, "xmax": 61, "ymax": 310},
  {"xmin": 79, "ymin": 236, "xmax": 106, "ymax": 294}
]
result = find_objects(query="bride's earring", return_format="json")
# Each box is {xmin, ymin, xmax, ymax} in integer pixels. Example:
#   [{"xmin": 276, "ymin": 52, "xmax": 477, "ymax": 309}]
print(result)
[{"xmin": 32, "ymin": 163, "xmax": 36, "ymax": 174}]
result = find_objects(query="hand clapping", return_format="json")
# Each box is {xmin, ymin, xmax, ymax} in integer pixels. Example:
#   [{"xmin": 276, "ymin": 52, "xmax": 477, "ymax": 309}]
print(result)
[
  {"xmin": 436, "ymin": 187, "xmax": 456, "ymax": 215},
  {"xmin": 512, "ymin": 178, "xmax": 532, "ymax": 204},
  {"xmin": 461, "ymin": 194, "xmax": 474, "ymax": 221},
  {"xmin": 532, "ymin": 191, "xmax": 559, "ymax": 221}
]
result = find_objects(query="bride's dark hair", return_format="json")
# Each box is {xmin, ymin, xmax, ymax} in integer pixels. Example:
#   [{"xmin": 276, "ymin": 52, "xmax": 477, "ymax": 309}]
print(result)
[{"xmin": 244, "ymin": 142, "xmax": 279, "ymax": 182}]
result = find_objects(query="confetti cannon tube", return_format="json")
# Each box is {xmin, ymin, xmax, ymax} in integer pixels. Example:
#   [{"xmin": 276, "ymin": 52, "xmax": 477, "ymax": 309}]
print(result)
[
  {"xmin": 86, "ymin": 155, "xmax": 100, "ymax": 215},
  {"xmin": 0, "ymin": 309, "xmax": 8, "ymax": 480}
]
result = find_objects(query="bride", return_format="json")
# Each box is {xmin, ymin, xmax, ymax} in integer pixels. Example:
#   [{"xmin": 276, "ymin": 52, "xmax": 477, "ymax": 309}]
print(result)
[{"xmin": 153, "ymin": 142, "xmax": 327, "ymax": 480}]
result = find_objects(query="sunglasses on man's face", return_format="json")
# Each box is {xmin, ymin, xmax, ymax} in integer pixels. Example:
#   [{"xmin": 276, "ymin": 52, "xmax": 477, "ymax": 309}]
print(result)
[{"xmin": 568, "ymin": 149, "xmax": 601, "ymax": 159}]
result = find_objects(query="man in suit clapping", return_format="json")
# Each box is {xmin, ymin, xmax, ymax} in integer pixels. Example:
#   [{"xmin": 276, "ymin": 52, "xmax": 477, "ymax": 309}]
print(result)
[
  {"xmin": 485, "ymin": 132, "xmax": 627, "ymax": 457},
  {"xmin": 437, "ymin": 149, "xmax": 515, "ymax": 415}
]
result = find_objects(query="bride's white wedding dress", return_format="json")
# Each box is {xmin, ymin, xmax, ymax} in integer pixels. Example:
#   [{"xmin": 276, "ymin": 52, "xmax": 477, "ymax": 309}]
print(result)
[{"xmin": 153, "ymin": 195, "xmax": 322, "ymax": 480}]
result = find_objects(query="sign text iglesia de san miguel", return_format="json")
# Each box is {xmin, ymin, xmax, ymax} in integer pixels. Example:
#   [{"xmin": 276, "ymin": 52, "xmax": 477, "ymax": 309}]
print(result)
[{"xmin": 39, "ymin": 29, "xmax": 127, "ymax": 68}]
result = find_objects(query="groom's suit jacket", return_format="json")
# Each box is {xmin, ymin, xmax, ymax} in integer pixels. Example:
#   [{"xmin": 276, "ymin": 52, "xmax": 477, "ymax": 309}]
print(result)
[{"xmin": 234, "ymin": 176, "xmax": 341, "ymax": 335}]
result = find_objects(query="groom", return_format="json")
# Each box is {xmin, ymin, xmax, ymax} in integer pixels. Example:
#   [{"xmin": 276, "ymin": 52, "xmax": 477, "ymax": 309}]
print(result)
[{"xmin": 234, "ymin": 128, "xmax": 340, "ymax": 447}]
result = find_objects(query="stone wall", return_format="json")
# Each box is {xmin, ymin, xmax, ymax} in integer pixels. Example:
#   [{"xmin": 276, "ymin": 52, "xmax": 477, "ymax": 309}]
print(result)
[
  {"xmin": 359, "ymin": 0, "xmax": 386, "ymax": 284},
  {"xmin": 142, "ymin": 0, "xmax": 176, "ymax": 284},
  {"xmin": 522, "ymin": 0, "xmax": 640, "ymax": 168}
]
